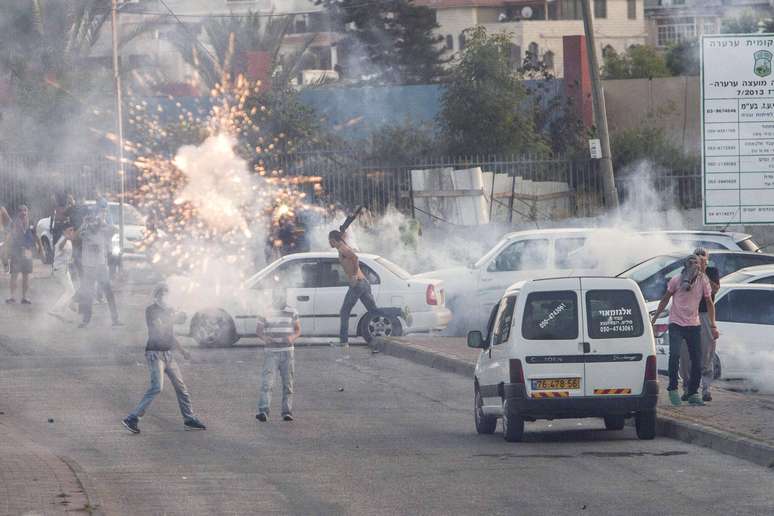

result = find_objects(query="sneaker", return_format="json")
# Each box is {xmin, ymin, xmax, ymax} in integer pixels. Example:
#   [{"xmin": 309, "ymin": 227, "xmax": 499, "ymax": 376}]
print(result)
[
  {"xmin": 184, "ymin": 418, "xmax": 206, "ymax": 430},
  {"xmin": 687, "ymin": 394, "xmax": 705, "ymax": 406},
  {"xmin": 122, "ymin": 416, "xmax": 140, "ymax": 434},
  {"xmin": 668, "ymin": 390, "xmax": 682, "ymax": 406},
  {"xmin": 5, "ymin": 298, "xmax": 15, "ymax": 304},
  {"xmin": 681, "ymin": 393, "xmax": 690, "ymax": 402},
  {"xmin": 20, "ymin": 299, "xmax": 31, "ymax": 305},
  {"xmin": 256, "ymin": 413, "xmax": 268, "ymax": 422},
  {"xmin": 282, "ymin": 414, "xmax": 294, "ymax": 422},
  {"xmin": 702, "ymin": 392, "xmax": 712, "ymax": 402}
]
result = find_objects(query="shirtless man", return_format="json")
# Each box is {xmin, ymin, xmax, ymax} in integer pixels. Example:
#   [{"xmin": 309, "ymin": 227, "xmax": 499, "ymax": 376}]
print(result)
[{"xmin": 329, "ymin": 230, "xmax": 383, "ymax": 345}]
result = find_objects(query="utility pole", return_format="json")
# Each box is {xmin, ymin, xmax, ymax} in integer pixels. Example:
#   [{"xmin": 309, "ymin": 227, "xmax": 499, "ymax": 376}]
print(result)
[
  {"xmin": 580, "ymin": 0, "xmax": 619, "ymax": 209},
  {"xmin": 111, "ymin": 0, "xmax": 126, "ymax": 262}
]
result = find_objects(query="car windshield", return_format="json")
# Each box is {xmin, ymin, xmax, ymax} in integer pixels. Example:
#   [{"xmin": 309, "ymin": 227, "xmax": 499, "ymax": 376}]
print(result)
[
  {"xmin": 721, "ymin": 270, "xmax": 755, "ymax": 284},
  {"xmin": 617, "ymin": 255, "xmax": 681, "ymax": 282},
  {"xmin": 473, "ymin": 239, "xmax": 508, "ymax": 269},
  {"xmin": 375, "ymin": 257, "xmax": 411, "ymax": 279}
]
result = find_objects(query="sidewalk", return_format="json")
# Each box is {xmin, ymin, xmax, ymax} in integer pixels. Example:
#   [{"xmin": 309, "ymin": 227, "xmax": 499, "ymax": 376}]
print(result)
[
  {"xmin": 0, "ymin": 419, "xmax": 100, "ymax": 515},
  {"xmin": 373, "ymin": 335, "xmax": 774, "ymax": 468}
]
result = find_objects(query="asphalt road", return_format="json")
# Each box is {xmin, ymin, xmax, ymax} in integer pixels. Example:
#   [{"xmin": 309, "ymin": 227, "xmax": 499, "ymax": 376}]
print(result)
[{"xmin": 0, "ymin": 290, "xmax": 773, "ymax": 515}]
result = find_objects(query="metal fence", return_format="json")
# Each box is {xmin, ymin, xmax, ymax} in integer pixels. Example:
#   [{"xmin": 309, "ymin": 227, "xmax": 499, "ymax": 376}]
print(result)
[{"xmin": 1, "ymin": 150, "xmax": 701, "ymax": 225}]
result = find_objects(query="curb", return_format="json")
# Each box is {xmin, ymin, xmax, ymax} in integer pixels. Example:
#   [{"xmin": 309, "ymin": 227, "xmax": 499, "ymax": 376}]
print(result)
[
  {"xmin": 373, "ymin": 337, "xmax": 774, "ymax": 469},
  {"xmin": 59, "ymin": 455, "xmax": 105, "ymax": 515}
]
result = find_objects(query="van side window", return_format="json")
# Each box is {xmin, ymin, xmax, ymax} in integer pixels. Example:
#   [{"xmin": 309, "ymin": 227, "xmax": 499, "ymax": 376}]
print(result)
[
  {"xmin": 492, "ymin": 296, "xmax": 518, "ymax": 345},
  {"xmin": 522, "ymin": 291, "xmax": 578, "ymax": 340},
  {"xmin": 717, "ymin": 289, "xmax": 774, "ymax": 325},
  {"xmin": 585, "ymin": 290, "xmax": 644, "ymax": 339}
]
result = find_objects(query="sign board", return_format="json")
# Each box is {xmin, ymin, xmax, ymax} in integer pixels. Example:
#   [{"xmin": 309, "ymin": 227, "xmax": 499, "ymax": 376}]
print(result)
[
  {"xmin": 588, "ymin": 138, "xmax": 602, "ymax": 159},
  {"xmin": 702, "ymin": 34, "xmax": 774, "ymax": 225}
]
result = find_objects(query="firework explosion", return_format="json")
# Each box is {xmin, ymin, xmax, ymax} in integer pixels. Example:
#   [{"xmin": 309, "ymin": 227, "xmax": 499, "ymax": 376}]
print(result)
[{"xmin": 121, "ymin": 76, "xmax": 328, "ymax": 289}]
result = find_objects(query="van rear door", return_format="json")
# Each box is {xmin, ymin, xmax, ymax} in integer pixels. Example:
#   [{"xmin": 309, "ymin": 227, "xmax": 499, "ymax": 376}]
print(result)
[
  {"xmin": 519, "ymin": 278, "xmax": 585, "ymax": 399},
  {"xmin": 580, "ymin": 278, "xmax": 650, "ymax": 397}
]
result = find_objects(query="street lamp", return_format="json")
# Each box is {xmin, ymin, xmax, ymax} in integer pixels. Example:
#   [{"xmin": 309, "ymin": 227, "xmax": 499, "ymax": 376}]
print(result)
[{"xmin": 111, "ymin": 0, "xmax": 126, "ymax": 264}]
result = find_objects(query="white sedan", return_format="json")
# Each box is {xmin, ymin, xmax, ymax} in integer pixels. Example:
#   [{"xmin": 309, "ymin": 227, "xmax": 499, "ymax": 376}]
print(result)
[
  {"xmin": 177, "ymin": 252, "xmax": 452, "ymax": 347},
  {"xmin": 654, "ymin": 283, "xmax": 774, "ymax": 387}
]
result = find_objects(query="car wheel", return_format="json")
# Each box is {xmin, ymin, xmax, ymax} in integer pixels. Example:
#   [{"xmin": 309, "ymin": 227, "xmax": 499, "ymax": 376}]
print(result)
[
  {"xmin": 635, "ymin": 410, "xmax": 656, "ymax": 440},
  {"xmin": 713, "ymin": 353, "xmax": 722, "ymax": 380},
  {"xmin": 191, "ymin": 310, "xmax": 237, "ymax": 348},
  {"xmin": 603, "ymin": 415, "xmax": 626, "ymax": 431},
  {"xmin": 502, "ymin": 399, "xmax": 524, "ymax": 442},
  {"xmin": 360, "ymin": 313, "xmax": 402, "ymax": 343},
  {"xmin": 474, "ymin": 386, "xmax": 497, "ymax": 435},
  {"xmin": 41, "ymin": 237, "xmax": 53, "ymax": 265}
]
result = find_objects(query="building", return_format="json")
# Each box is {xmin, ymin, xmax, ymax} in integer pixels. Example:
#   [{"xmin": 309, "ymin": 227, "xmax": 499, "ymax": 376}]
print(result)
[
  {"xmin": 415, "ymin": 0, "xmax": 649, "ymax": 77},
  {"xmin": 94, "ymin": 0, "xmax": 339, "ymax": 92},
  {"xmin": 645, "ymin": 0, "xmax": 774, "ymax": 48}
]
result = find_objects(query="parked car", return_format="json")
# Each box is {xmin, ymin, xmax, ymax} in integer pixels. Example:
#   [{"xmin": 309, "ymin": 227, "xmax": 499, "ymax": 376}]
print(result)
[
  {"xmin": 36, "ymin": 201, "xmax": 147, "ymax": 268},
  {"xmin": 617, "ymin": 250, "xmax": 774, "ymax": 303},
  {"xmin": 467, "ymin": 276, "xmax": 658, "ymax": 442},
  {"xmin": 654, "ymin": 284, "xmax": 774, "ymax": 384},
  {"xmin": 176, "ymin": 252, "xmax": 452, "ymax": 347},
  {"xmin": 417, "ymin": 228, "xmax": 759, "ymax": 334},
  {"xmin": 719, "ymin": 264, "xmax": 774, "ymax": 285}
]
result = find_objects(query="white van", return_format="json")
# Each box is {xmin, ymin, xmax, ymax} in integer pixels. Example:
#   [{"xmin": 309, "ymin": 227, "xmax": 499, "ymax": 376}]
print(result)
[{"xmin": 468, "ymin": 277, "xmax": 659, "ymax": 442}]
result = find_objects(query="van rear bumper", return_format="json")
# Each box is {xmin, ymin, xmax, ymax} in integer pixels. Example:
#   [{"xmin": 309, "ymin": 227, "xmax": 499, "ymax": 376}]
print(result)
[{"xmin": 503, "ymin": 380, "xmax": 659, "ymax": 419}]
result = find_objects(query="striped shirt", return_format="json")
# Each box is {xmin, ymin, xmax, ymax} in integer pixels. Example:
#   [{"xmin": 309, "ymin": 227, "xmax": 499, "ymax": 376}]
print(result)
[{"xmin": 261, "ymin": 305, "xmax": 300, "ymax": 351}]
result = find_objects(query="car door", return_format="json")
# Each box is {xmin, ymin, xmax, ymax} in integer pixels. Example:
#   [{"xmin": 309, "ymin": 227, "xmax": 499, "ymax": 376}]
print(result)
[
  {"xmin": 313, "ymin": 259, "xmax": 382, "ymax": 337},
  {"xmin": 518, "ymin": 278, "xmax": 586, "ymax": 399},
  {"xmin": 477, "ymin": 238, "xmax": 550, "ymax": 331},
  {"xmin": 580, "ymin": 278, "xmax": 649, "ymax": 397},
  {"xmin": 245, "ymin": 258, "xmax": 318, "ymax": 336},
  {"xmin": 713, "ymin": 288, "xmax": 774, "ymax": 377},
  {"xmin": 479, "ymin": 295, "xmax": 518, "ymax": 408}
]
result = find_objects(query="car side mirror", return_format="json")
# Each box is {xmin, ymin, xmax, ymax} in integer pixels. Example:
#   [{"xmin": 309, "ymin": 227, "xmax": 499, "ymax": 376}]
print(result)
[{"xmin": 467, "ymin": 330, "xmax": 485, "ymax": 349}]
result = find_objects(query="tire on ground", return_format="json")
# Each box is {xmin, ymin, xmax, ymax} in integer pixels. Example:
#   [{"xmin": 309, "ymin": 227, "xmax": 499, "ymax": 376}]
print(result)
[
  {"xmin": 191, "ymin": 310, "xmax": 237, "ymax": 348},
  {"xmin": 359, "ymin": 313, "xmax": 403, "ymax": 343},
  {"xmin": 603, "ymin": 415, "xmax": 626, "ymax": 431},
  {"xmin": 635, "ymin": 410, "xmax": 657, "ymax": 440},
  {"xmin": 474, "ymin": 386, "xmax": 497, "ymax": 435},
  {"xmin": 502, "ymin": 399, "xmax": 525, "ymax": 442}
]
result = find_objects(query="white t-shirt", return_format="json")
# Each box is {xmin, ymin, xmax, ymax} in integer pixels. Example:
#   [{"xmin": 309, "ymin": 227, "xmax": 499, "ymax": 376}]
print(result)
[{"xmin": 53, "ymin": 237, "xmax": 72, "ymax": 271}]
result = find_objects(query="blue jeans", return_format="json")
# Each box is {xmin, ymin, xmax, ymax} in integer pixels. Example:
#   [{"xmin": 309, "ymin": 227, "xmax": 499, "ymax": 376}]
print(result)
[
  {"xmin": 129, "ymin": 351, "xmax": 195, "ymax": 421},
  {"xmin": 258, "ymin": 350, "xmax": 294, "ymax": 416},
  {"xmin": 668, "ymin": 323, "xmax": 702, "ymax": 395},
  {"xmin": 340, "ymin": 279, "xmax": 380, "ymax": 343}
]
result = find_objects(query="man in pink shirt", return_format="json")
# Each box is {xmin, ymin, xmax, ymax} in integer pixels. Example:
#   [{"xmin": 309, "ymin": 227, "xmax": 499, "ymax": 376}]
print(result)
[{"xmin": 651, "ymin": 255, "xmax": 720, "ymax": 406}]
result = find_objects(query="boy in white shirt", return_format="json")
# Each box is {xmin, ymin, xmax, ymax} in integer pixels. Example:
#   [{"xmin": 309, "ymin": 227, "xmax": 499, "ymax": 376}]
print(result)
[{"xmin": 48, "ymin": 224, "xmax": 75, "ymax": 319}]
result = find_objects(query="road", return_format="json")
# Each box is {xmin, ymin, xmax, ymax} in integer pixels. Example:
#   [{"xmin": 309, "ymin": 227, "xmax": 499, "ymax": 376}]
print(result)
[{"xmin": 0, "ymin": 290, "xmax": 773, "ymax": 515}]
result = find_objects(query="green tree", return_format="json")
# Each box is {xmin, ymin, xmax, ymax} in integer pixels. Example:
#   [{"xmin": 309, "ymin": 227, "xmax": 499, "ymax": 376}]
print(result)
[
  {"xmin": 437, "ymin": 26, "xmax": 546, "ymax": 156},
  {"xmin": 665, "ymin": 39, "xmax": 700, "ymax": 76},
  {"xmin": 318, "ymin": 0, "xmax": 449, "ymax": 85},
  {"xmin": 722, "ymin": 10, "xmax": 774, "ymax": 34},
  {"xmin": 365, "ymin": 121, "xmax": 436, "ymax": 164},
  {"xmin": 602, "ymin": 45, "xmax": 670, "ymax": 79}
]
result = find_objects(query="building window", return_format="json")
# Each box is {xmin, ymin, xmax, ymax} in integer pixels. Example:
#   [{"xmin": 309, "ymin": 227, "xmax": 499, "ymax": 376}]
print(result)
[
  {"xmin": 627, "ymin": 0, "xmax": 636, "ymax": 20},
  {"xmin": 560, "ymin": 0, "xmax": 582, "ymax": 20},
  {"xmin": 445, "ymin": 34, "xmax": 453, "ymax": 50},
  {"xmin": 594, "ymin": 0, "xmax": 606, "ymax": 19},
  {"xmin": 702, "ymin": 19, "xmax": 718, "ymax": 35},
  {"xmin": 656, "ymin": 17, "xmax": 696, "ymax": 47},
  {"xmin": 528, "ymin": 42, "xmax": 539, "ymax": 67},
  {"xmin": 543, "ymin": 50, "xmax": 554, "ymax": 70},
  {"xmin": 459, "ymin": 33, "xmax": 466, "ymax": 50}
]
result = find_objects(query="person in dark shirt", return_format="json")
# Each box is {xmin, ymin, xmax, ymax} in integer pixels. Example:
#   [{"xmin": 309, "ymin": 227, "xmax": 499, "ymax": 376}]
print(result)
[
  {"xmin": 680, "ymin": 248, "xmax": 721, "ymax": 402},
  {"xmin": 122, "ymin": 282, "xmax": 206, "ymax": 434}
]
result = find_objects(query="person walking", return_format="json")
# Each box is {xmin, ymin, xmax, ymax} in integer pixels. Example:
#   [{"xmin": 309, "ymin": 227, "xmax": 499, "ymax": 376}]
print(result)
[
  {"xmin": 6, "ymin": 205, "xmax": 41, "ymax": 304},
  {"xmin": 680, "ymin": 248, "xmax": 721, "ymax": 402},
  {"xmin": 652, "ymin": 254, "xmax": 719, "ymax": 406},
  {"xmin": 77, "ymin": 201, "xmax": 121, "ymax": 328},
  {"xmin": 256, "ymin": 288, "xmax": 301, "ymax": 422},
  {"xmin": 48, "ymin": 223, "xmax": 76, "ymax": 319},
  {"xmin": 122, "ymin": 283, "xmax": 206, "ymax": 434}
]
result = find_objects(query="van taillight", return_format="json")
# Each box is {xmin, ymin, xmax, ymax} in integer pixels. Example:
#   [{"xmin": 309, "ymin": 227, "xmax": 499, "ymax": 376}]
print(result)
[
  {"xmin": 426, "ymin": 285, "xmax": 438, "ymax": 305},
  {"xmin": 645, "ymin": 355, "xmax": 657, "ymax": 381},
  {"xmin": 509, "ymin": 359, "xmax": 525, "ymax": 384},
  {"xmin": 653, "ymin": 324, "xmax": 668, "ymax": 337}
]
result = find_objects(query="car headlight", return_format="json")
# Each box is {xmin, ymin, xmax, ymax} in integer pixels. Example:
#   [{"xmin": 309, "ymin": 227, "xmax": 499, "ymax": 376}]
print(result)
[{"xmin": 111, "ymin": 234, "xmax": 121, "ymax": 256}]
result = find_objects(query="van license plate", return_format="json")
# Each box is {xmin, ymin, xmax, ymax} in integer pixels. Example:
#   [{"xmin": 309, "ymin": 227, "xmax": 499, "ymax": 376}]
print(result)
[{"xmin": 532, "ymin": 378, "xmax": 580, "ymax": 390}]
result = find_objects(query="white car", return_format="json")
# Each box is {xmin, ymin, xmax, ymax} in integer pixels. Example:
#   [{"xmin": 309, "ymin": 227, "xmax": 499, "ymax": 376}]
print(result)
[
  {"xmin": 468, "ymin": 277, "xmax": 658, "ymax": 442},
  {"xmin": 176, "ymin": 252, "xmax": 452, "ymax": 347},
  {"xmin": 720, "ymin": 264, "xmax": 774, "ymax": 285},
  {"xmin": 416, "ymin": 228, "xmax": 759, "ymax": 335},
  {"xmin": 654, "ymin": 283, "xmax": 774, "ymax": 384},
  {"xmin": 36, "ymin": 201, "xmax": 147, "ymax": 266}
]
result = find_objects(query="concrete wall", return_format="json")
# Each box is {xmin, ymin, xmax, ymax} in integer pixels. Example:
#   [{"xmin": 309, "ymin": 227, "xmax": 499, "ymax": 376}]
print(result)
[{"xmin": 603, "ymin": 75, "xmax": 701, "ymax": 155}]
